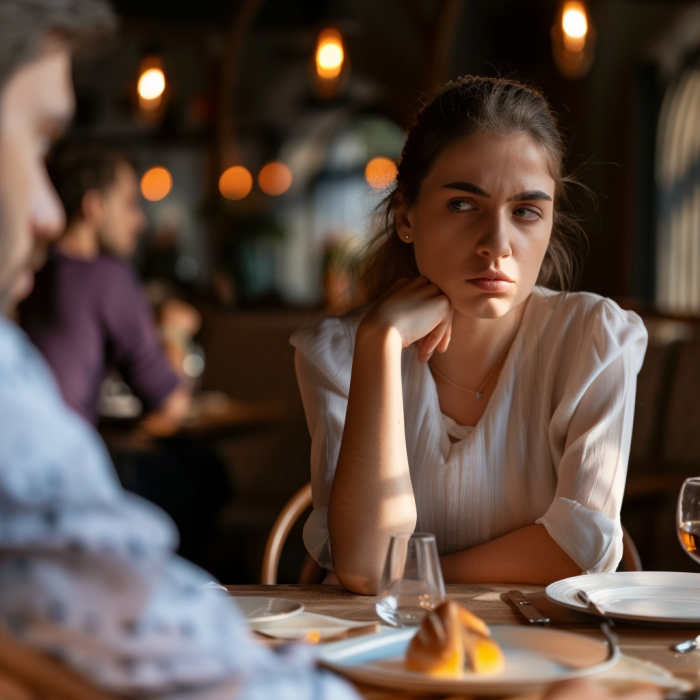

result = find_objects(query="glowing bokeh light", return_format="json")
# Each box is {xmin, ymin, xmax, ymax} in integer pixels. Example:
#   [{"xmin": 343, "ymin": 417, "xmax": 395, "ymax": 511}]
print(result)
[
  {"xmin": 562, "ymin": 2, "xmax": 588, "ymax": 54},
  {"xmin": 219, "ymin": 166, "xmax": 253, "ymax": 200},
  {"xmin": 365, "ymin": 157, "xmax": 397, "ymax": 190},
  {"xmin": 138, "ymin": 68, "xmax": 166, "ymax": 100},
  {"xmin": 316, "ymin": 29, "xmax": 344, "ymax": 80},
  {"xmin": 258, "ymin": 162, "xmax": 293, "ymax": 196},
  {"xmin": 140, "ymin": 167, "xmax": 172, "ymax": 202}
]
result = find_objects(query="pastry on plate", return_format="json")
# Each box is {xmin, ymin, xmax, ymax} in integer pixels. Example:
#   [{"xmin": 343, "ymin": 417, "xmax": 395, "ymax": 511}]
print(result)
[{"xmin": 406, "ymin": 601, "xmax": 505, "ymax": 677}]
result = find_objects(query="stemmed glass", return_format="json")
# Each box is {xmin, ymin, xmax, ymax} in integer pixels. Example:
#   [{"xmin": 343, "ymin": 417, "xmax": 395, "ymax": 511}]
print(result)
[
  {"xmin": 375, "ymin": 532, "xmax": 445, "ymax": 627},
  {"xmin": 678, "ymin": 477, "xmax": 700, "ymax": 564}
]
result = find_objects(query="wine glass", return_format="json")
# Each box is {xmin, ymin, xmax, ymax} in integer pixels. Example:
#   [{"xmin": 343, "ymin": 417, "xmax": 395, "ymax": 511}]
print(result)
[
  {"xmin": 375, "ymin": 532, "xmax": 445, "ymax": 627},
  {"xmin": 678, "ymin": 477, "xmax": 700, "ymax": 564}
]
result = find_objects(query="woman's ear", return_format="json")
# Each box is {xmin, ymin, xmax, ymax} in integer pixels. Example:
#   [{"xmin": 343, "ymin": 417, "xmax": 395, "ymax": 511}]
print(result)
[{"xmin": 395, "ymin": 204, "xmax": 413, "ymax": 243}]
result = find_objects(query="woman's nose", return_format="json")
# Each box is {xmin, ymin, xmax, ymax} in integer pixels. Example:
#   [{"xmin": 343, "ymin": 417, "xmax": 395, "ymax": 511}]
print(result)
[{"xmin": 475, "ymin": 212, "xmax": 512, "ymax": 259}]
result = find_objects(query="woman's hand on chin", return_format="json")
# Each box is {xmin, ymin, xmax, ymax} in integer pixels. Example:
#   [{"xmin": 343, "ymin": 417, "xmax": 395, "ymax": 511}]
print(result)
[{"xmin": 361, "ymin": 276, "xmax": 454, "ymax": 363}]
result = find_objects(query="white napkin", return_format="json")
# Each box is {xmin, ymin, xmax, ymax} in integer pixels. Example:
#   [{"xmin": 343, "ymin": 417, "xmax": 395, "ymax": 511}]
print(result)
[
  {"xmin": 249, "ymin": 612, "xmax": 379, "ymax": 641},
  {"xmin": 595, "ymin": 653, "xmax": 691, "ymax": 693}
]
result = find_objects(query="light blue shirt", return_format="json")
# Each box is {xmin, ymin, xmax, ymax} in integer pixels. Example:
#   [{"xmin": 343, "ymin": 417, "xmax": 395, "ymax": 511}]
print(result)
[{"xmin": 0, "ymin": 316, "xmax": 357, "ymax": 699}]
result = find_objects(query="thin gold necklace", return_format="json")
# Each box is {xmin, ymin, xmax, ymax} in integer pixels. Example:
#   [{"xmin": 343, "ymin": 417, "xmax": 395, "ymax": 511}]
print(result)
[{"xmin": 428, "ymin": 317, "xmax": 520, "ymax": 399}]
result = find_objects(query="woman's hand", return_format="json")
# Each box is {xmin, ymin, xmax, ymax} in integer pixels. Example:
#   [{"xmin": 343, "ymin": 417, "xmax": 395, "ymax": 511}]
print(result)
[{"xmin": 361, "ymin": 277, "xmax": 453, "ymax": 363}]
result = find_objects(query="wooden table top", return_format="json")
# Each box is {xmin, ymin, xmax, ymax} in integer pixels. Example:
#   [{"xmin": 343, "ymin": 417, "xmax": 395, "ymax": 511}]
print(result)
[{"xmin": 226, "ymin": 583, "xmax": 700, "ymax": 699}]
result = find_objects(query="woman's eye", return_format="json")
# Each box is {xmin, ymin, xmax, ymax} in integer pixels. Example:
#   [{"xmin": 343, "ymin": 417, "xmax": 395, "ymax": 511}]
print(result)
[
  {"xmin": 514, "ymin": 206, "xmax": 541, "ymax": 220},
  {"xmin": 448, "ymin": 200, "xmax": 475, "ymax": 212}
]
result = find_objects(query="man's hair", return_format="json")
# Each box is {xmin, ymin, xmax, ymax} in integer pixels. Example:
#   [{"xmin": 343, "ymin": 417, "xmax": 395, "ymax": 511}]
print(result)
[
  {"xmin": 48, "ymin": 142, "xmax": 135, "ymax": 222},
  {"xmin": 0, "ymin": 0, "xmax": 116, "ymax": 93}
]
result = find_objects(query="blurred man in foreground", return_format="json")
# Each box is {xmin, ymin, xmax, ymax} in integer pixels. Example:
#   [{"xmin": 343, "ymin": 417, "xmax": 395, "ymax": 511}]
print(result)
[
  {"xmin": 19, "ymin": 143, "xmax": 191, "ymax": 430},
  {"xmin": 0, "ymin": 0, "xmax": 358, "ymax": 697}
]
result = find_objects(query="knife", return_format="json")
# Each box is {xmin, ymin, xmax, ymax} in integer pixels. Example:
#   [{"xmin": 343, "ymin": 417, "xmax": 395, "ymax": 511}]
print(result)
[{"xmin": 506, "ymin": 590, "xmax": 551, "ymax": 624}]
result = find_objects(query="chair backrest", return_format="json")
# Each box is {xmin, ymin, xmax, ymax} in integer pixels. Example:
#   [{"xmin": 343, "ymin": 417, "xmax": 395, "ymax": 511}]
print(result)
[
  {"xmin": 621, "ymin": 524, "xmax": 643, "ymax": 572},
  {"xmin": 261, "ymin": 482, "xmax": 313, "ymax": 584},
  {"xmin": 0, "ymin": 628, "xmax": 118, "ymax": 700}
]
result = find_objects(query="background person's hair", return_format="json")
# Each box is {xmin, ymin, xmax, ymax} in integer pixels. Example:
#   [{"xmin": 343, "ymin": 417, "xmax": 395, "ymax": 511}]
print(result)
[
  {"xmin": 47, "ymin": 142, "xmax": 135, "ymax": 223},
  {"xmin": 362, "ymin": 75, "xmax": 588, "ymax": 300},
  {"xmin": 0, "ymin": 0, "xmax": 116, "ymax": 94}
]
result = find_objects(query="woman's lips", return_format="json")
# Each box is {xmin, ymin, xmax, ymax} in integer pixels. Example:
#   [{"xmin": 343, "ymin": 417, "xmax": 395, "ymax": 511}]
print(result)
[{"xmin": 466, "ymin": 278, "xmax": 514, "ymax": 292}]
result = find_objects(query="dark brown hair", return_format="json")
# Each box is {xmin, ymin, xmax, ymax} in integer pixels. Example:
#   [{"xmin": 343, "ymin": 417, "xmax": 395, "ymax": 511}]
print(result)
[
  {"xmin": 0, "ymin": 0, "xmax": 116, "ymax": 93},
  {"xmin": 362, "ymin": 75, "xmax": 587, "ymax": 300},
  {"xmin": 47, "ymin": 142, "xmax": 135, "ymax": 222}
]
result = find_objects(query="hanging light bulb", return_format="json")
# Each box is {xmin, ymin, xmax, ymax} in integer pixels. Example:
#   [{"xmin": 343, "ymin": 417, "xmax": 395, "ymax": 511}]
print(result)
[
  {"xmin": 137, "ymin": 56, "xmax": 167, "ymax": 113},
  {"xmin": 316, "ymin": 28, "xmax": 344, "ymax": 81},
  {"xmin": 551, "ymin": 1, "xmax": 596, "ymax": 79},
  {"xmin": 311, "ymin": 28, "xmax": 349, "ymax": 100}
]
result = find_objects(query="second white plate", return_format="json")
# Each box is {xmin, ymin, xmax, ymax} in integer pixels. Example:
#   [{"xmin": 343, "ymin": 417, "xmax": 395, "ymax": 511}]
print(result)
[
  {"xmin": 232, "ymin": 596, "xmax": 304, "ymax": 625},
  {"xmin": 546, "ymin": 571, "xmax": 700, "ymax": 623}
]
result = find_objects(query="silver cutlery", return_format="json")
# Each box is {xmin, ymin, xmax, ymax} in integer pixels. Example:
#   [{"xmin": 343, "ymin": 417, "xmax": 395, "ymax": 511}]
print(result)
[
  {"xmin": 506, "ymin": 589, "xmax": 550, "ymax": 624},
  {"xmin": 672, "ymin": 636, "xmax": 700, "ymax": 654},
  {"xmin": 576, "ymin": 589, "xmax": 609, "ymax": 618}
]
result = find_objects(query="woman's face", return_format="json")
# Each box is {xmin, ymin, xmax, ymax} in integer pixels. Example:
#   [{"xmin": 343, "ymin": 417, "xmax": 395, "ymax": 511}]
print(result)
[{"xmin": 396, "ymin": 131, "xmax": 555, "ymax": 319}]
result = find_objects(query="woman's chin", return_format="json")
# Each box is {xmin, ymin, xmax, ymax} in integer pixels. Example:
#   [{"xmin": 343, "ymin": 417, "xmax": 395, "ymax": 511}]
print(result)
[{"xmin": 450, "ymin": 294, "xmax": 518, "ymax": 320}]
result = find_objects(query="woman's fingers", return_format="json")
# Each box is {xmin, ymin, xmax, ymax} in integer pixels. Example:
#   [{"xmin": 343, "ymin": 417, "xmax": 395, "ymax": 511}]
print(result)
[
  {"xmin": 417, "ymin": 305, "xmax": 452, "ymax": 363},
  {"xmin": 435, "ymin": 306, "xmax": 453, "ymax": 354}
]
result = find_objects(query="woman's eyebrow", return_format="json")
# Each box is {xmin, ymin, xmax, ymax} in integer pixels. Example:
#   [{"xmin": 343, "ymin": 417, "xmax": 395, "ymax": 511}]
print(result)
[
  {"xmin": 441, "ymin": 181, "xmax": 489, "ymax": 197},
  {"xmin": 509, "ymin": 190, "xmax": 552, "ymax": 202}
]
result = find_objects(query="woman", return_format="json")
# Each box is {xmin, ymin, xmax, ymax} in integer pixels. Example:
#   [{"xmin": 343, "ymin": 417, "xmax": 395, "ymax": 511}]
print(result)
[{"xmin": 291, "ymin": 76, "xmax": 647, "ymax": 595}]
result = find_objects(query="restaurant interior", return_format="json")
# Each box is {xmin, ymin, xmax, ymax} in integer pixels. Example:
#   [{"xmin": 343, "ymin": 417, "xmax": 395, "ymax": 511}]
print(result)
[{"xmin": 58, "ymin": 0, "xmax": 700, "ymax": 589}]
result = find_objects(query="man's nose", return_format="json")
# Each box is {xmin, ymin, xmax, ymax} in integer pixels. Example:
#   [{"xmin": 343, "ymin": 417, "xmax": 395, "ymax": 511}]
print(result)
[
  {"xmin": 31, "ymin": 170, "xmax": 65, "ymax": 242},
  {"xmin": 475, "ymin": 211, "xmax": 512, "ymax": 259}
]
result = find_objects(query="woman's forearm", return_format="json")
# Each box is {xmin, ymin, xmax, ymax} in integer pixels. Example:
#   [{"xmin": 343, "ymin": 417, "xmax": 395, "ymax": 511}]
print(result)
[
  {"xmin": 328, "ymin": 322, "xmax": 417, "ymax": 595},
  {"xmin": 439, "ymin": 524, "xmax": 581, "ymax": 585}
]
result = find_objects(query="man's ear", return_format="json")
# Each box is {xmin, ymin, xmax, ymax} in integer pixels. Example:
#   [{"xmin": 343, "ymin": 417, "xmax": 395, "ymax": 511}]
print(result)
[
  {"xmin": 80, "ymin": 189, "xmax": 104, "ymax": 226},
  {"xmin": 395, "ymin": 204, "xmax": 413, "ymax": 243}
]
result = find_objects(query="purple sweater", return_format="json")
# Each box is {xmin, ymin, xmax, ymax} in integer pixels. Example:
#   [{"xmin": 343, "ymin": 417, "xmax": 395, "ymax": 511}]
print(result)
[{"xmin": 19, "ymin": 249, "xmax": 179, "ymax": 424}]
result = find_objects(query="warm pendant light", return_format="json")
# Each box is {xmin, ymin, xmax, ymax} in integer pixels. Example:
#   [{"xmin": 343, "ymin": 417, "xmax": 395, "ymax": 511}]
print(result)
[{"xmin": 551, "ymin": 1, "xmax": 596, "ymax": 79}]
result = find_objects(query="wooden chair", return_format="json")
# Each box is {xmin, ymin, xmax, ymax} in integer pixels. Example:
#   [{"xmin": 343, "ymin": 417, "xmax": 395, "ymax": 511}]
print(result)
[
  {"xmin": 0, "ymin": 628, "xmax": 119, "ymax": 700},
  {"xmin": 621, "ymin": 524, "xmax": 643, "ymax": 572},
  {"xmin": 261, "ymin": 482, "xmax": 322, "ymax": 584},
  {"xmin": 262, "ymin": 482, "xmax": 645, "ymax": 582}
]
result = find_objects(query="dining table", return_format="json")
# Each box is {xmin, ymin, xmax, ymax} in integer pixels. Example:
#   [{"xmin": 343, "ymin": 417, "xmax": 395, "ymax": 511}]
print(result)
[{"xmin": 225, "ymin": 582, "xmax": 700, "ymax": 699}]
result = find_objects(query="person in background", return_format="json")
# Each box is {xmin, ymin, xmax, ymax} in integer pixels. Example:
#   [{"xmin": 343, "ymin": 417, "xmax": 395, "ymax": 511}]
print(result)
[{"xmin": 19, "ymin": 142, "xmax": 191, "ymax": 431}]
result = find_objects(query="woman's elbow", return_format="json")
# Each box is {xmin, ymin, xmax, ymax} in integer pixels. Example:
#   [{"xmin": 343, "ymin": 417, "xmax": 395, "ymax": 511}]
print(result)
[{"xmin": 335, "ymin": 568, "xmax": 379, "ymax": 596}]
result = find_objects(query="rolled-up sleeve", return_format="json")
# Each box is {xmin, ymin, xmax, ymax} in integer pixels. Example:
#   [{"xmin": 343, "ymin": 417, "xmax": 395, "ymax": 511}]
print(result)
[
  {"xmin": 537, "ymin": 300, "xmax": 647, "ymax": 573},
  {"xmin": 291, "ymin": 318, "xmax": 355, "ymax": 571}
]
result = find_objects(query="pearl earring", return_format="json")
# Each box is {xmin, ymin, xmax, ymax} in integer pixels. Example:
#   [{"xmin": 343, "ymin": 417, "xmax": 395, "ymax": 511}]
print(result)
[{"xmin": 404, "ymin": 235, "xmax": 411, "ymax": 240}]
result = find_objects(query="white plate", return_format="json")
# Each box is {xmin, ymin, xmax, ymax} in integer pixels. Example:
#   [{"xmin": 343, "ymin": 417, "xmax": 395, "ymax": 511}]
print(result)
[
  {"xmin": 232, "ymin": 596, "xmax": 304, "ymax": 625},
  {"xmin": 316, "ymin": 625, "xmax": 617, "ymax": 696},
  {"xmin": 249, "ymin": 612, "xmax": 377, "ymax": 641},
  {"xmin": 546, "ymin": 571, "xmax": 700, "ymax": 623}
]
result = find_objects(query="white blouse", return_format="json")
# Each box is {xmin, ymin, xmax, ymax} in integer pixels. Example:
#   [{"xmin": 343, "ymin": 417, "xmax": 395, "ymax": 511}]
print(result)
[{"xmin": 291, "ymin": 287, "xmax": 648, "ymax": 575}]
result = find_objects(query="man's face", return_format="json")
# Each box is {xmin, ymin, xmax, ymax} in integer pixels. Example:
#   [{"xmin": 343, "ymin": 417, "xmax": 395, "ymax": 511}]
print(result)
[
  {"xmin": 96, "ymin": 162, "xmax": 147, "ymax": 258},
  {"xmin": 0, "ymin": 44, "xmax": 73, "ymax": 312}
]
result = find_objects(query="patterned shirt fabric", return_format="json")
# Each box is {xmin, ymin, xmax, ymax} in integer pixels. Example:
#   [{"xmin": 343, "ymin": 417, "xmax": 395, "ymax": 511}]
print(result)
[{"xmin": 0, "ymin": 316, "xmax": 358, "ymax": 699}]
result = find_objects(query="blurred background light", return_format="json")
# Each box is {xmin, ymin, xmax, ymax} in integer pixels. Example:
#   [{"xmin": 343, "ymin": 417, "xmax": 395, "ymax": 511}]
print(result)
[
  {"xmin": 551, "ymin": 0, "xmax": 595, "ymax": 79},
  {"xmin": 364, "ymin": 157, "xmax": 397, "ymax": 189},
  {"xmin": 562, "ymin": 2, "xmax": 588, "ymax": 52},
  {"xmin": 315, "ymin": 28, "xmax": 344, "ymax": 80},
  {"xmin": 258, "ymin": 162, "xmax": 293, "ymax": 196},
  {"xmin": 141, "ymin": 167, "xmax": 172, "ymax": 202},
  {"xmin": 219, "ymin": 166, "xmax": 253, "ymax": 200},
  {"xmin": 138, "ymin": 68, "xmax": 166, "ymax": 100}
]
